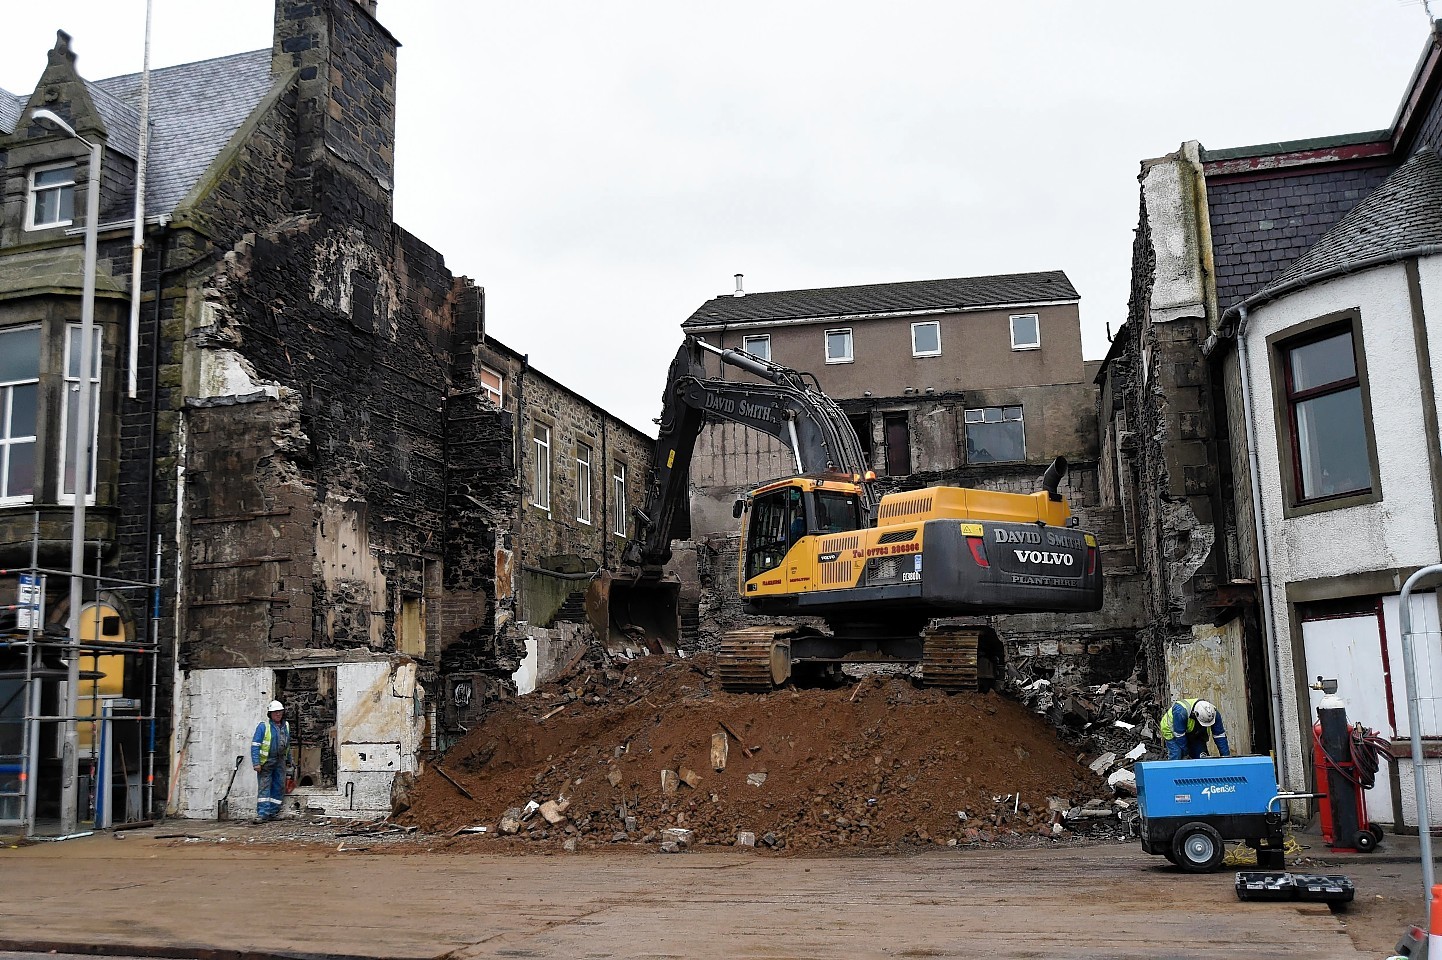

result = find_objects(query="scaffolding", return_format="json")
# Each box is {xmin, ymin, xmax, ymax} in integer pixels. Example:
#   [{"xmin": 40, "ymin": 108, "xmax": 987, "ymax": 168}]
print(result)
[{"xmin": 0, "ymin": 514, "xmax": 161, "ymax": 838}]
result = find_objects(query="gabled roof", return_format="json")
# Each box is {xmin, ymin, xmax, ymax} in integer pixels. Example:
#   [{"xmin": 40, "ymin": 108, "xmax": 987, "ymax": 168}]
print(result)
[
  {"xmin": 1258, "ymin": 148, "xmax": 1442, "ymax": 297},
  {"xmin": 0, "ymin": 86, "xmax": 20, "ymax": 135},
  {"xmin": 90, "ymin": 49, "xmax": 274, "ymax": 214},
  {"xmin": 682, "ymin": 270, "xmax": 1078, "ymax": 327}
]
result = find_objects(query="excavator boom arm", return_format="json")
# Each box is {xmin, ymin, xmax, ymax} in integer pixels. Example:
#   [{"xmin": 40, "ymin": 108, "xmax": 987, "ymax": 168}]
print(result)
[{"xmin": 625, "ymin": 337, "xmax": 873, "ymax": 569}]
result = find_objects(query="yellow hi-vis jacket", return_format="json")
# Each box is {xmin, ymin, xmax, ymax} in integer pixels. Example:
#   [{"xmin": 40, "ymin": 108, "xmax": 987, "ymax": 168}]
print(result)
[{"xmin": 251, "ymin": 719, "xmax": 290, "ymax": 768}]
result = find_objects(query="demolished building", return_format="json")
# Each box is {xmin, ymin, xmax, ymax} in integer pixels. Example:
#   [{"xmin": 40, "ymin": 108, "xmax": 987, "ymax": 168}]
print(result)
[{"xmin": 0, "ymin": 0, "xmax": 650, "ymax": 828}]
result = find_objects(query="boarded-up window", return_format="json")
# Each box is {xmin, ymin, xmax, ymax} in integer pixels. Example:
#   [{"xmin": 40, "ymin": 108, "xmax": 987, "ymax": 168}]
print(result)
[{"xmin": 397, "ymin": 597, "xmax": 424, "ymax": 657}]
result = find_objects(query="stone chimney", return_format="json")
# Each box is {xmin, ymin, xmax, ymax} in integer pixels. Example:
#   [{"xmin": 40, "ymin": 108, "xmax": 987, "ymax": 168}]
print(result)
[{"xmin": 271, "ymin": 0, "xmax": 399, "ymax": 214}]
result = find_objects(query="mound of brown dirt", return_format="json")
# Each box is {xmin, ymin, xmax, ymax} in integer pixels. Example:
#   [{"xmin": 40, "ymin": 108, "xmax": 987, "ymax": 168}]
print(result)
[{"xmin": 399, "ymin": 653, "xmax": 1103, "ymax": 851}]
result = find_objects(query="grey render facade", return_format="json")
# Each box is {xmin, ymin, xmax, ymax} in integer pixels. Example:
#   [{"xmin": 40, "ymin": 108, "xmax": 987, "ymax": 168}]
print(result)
[
  {"xmin": 0, "ymin": 0, "xmax": 651, "ymax": 823},
  {"xmin": 1106, "ymin": 20, "xmax": 1442, "ymax": 817}
]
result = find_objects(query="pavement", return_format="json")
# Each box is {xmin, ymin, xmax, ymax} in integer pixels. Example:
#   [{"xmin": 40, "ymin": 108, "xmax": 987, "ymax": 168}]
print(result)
[{"xmin": 0, "ymin": 820, "xmax": 1426, "ymax": 959}]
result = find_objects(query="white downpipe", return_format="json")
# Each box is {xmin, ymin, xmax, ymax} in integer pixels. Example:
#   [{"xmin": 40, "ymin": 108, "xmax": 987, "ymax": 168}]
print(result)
[
  {"xmin": 127, "ymin": 0, "xmax": 153, "ymax": 398},
  {"xmin": 1236, "ymin": 305, "xmax": 1292, "ymax": 788}
]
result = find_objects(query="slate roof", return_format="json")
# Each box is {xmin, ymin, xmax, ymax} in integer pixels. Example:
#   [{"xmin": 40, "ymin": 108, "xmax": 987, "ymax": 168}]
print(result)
[
  {"xmin": 682, "ymin": 271, "xmax": 1078, "ymax": 327},
  {"xmin": 84, "ymin": 80, "xmax": 142, "ymax": 160},
  {"xmin": 91, "ymin": 49, "xmax": 273, "ymax": 214},
  {"xmin": 0, "ymin": 86, "xmax": 20, "ymax": 135},
  {"xmin": 1259, "ymin": 148, "xmax": 1442, "ymax": 298}
]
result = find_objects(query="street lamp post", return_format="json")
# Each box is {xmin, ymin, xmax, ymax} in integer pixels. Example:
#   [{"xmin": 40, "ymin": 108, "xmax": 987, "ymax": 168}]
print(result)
[{"xmin": 33, "ymin": 108, "xmax": 101, "ymax": 837}]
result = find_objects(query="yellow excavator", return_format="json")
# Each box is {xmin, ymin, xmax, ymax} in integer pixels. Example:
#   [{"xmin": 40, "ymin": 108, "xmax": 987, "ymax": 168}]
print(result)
[{"xmin": 616, "ymin": 336, "xmax": 1102, "ymax": 692}]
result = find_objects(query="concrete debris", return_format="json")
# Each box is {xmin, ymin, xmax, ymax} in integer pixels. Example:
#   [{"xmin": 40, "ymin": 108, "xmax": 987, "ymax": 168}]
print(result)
[
  {"xmin": 659, "ymin": 841, "xmax": 682, "ymax": 853},
  {"xmin": 563, "ymin": 838, "xmax": 578, "ymax": 852},
  {"xmin": 1106, "ymin": 768, "xmax": 1137, "ymax": 797},
  {"xmin": 679, "ymin": 767, "xmax": 702, "ymax": 789},
  {"xmin": 1087, "ymin": 752, "xmax": 1117, "ymax": 775},
  {"xmin": 1124, "ymin": 744, "xmax": 1148, "ymax": 762},
  {"xmin": 711, "ymin": 732, "xmax": 729, "ymax": 771},
  {"xmin": 661, "ymin": 769, "xmax": 679, "ymax": 796},
  {"xmin": 736, "ymin": 831, "xmax": 756, "ymax": 847},
  {"xmin": 608, "ymin": 767, "xmax": 623, "ymax": 788},
  {"xmin": 662, "ymin": 827, "xmax": 694, "ymax": 848},
  {"xmin": 1113, "ymin": 720, "xmax": 1135, "ymax": 731},
  {"xmin": 539, "ymin": 800, "xmax": 568, "ymax": 825},
  {"xmin": 521, "ymin": 800, "xmax": 540, "ymax": 821},
  {"xmin": 746, "ymin": 772, "xmax": 767, "ymax": 787}
]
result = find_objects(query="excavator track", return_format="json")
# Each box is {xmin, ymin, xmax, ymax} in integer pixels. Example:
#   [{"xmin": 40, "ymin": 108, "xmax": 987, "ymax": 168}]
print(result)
[
  {"xmin": 921, "ymin": 628, "xmax": 981, "ymax": 692},
  {"xmin": 718, "ymin": 627, "xmax": 795, "ymax": 692}
]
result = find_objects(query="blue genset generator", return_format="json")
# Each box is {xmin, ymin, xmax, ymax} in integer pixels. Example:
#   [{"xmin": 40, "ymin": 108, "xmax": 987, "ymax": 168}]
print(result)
[{"xmin": 1134, "ymin": 756, "xmax": 1288, "ymax": 872}]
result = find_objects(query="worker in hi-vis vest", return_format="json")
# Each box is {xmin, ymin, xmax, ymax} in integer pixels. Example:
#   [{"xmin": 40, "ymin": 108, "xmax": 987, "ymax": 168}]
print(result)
[
  {"xmin": 1161, "ymin": 698, "xmax": 1230, "ymax": 760},
  {"xmin": 250, "ymin": 700, "xmax": 292, "ymax": 821}
]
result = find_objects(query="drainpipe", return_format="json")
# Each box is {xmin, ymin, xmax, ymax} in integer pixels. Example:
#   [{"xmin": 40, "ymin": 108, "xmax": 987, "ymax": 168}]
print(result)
[{"xmin": 1234, "ymin": 304, "xmax": 1291, "ymax": 788}]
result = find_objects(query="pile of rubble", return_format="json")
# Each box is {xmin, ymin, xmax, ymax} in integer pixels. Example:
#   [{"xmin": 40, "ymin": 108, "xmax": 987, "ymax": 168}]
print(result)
[
  {"xmin": 396, "ymin": 651, "xmax": 1123, "ymax": 852},
  {"xmin": 1011, "ymin": 669, "xmax": 1163, "ymax": 838}
]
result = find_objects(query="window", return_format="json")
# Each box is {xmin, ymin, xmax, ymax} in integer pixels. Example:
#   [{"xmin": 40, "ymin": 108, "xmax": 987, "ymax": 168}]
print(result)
[
  {"xmin": 0, "ymin": 327, "xmax": 40, "ymax": 505},
  {"xmin": 812, "ymin": 490, "xmax": 861, "ymax": 535},
  {"xmin": 825, "ymin": 328, "xmax": 853, "ymax": 364},
  {"xmin": 883, "ymin": 413, "xmax": 911, "ymax": 476},
  {"xmin": 481, "ymin": 366, "xmax": 503, "ymax": 407},
  {"xmin": 60, "ymin": 324, "xmax": 101, "ymax": 504},
  {"xmin": 741, "ymin": 335, "xmax": 771, "ymax": 361},
  {"xmin": 612, "ymin": 463, "xmax": 627, "ymax": 536},
  {"xmin": 531, "ymin": 424, "xmax": 550, "ymax": 510},
  {"xmin": 1282, "ymin": 326, "xmax": 1373, "ymax": 502},
  {"xmin": 965, "ymin": 405, "xmax": 1025, "ymax": 463},
  {"xmin": 1010, "ymin": 314, "xmax": 1040, "ymax": 351},
  {"xmin": 27, "ymin": 163, "xmax": 76, "ymax": 230},
  {"xmin": 745, "ymin": 486, "xmax": 804, "ymax": 580},
  {"xmin": 912, "ymin": 321, "xmax": 941, "ymax": 357},
  {"xmin": 576, "ymin": 443, "xmax": 593, "ymax": 525}
]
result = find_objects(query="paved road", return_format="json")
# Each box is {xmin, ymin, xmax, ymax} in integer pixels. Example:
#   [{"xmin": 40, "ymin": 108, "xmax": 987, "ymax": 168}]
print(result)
[{"xmin": 0, "ymin": 833, "xmax": 1388, "ymax": 959}]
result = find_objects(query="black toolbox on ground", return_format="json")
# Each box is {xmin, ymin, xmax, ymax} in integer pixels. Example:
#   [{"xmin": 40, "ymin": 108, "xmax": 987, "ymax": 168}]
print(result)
[{"xmin": 1236, "ymin": 872, "xmax": 1354, "ymax": 908}]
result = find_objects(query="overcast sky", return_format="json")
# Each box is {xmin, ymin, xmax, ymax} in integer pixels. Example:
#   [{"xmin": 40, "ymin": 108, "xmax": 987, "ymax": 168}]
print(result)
[{"xmin": 2, "ymin": 2, "xmax": 1433, "ymax": 432}]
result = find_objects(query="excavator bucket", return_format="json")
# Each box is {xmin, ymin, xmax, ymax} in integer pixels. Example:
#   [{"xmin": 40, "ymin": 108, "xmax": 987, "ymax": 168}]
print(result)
[{"xmin": 585, "ymin": 570, "xmax": 681, "ymax": 656}]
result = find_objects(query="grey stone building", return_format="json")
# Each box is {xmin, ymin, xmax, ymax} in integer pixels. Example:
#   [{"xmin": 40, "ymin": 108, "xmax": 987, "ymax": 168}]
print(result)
[{"xmin": 0, "ymin": 0, "xmax": 651, "ymax": 827}]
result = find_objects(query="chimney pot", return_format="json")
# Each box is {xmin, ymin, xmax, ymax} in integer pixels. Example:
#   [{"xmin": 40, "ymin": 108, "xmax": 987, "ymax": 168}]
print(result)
[{"xmin": 733, "ymin": 273, "xmax": 745, "ymax": 297}]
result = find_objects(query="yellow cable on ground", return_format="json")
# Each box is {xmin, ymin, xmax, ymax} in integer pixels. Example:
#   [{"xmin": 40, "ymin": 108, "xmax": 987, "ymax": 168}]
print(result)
[{"xmin": 1222, "ymin": 833, "xmax": 1306, "ymax": 867}]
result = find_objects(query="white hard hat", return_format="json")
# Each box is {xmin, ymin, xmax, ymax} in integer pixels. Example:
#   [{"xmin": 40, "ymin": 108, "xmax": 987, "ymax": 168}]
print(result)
[
  {"xmin": 1193, "ymin": 700, "xmax": 1217, "ymax": 727},
  {"xmin": 268, "ymin": 700, "xmax": 285, "ymax": 713}
]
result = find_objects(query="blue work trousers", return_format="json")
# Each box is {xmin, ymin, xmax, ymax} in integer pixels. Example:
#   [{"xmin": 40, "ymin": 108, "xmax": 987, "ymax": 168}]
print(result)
[{"xmin": 256, "ymin": 764, "xmax": 285, "ymax": 820}]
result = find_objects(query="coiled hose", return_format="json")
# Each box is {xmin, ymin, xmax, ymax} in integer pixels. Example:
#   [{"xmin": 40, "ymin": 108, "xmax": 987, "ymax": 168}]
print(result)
[{"xmin": 1313, "ymin": 722, "xmax": 1394, "ymax": 789}]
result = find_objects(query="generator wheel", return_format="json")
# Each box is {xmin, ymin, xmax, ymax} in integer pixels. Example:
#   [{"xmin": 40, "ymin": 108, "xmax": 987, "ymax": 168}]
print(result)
[
  {"xmin": 1171, "ymin": 822, "xmax": 1224, "ymax": 873},
  {"xmin": 1353, "ymin": 829, "xmax": 1377, "ymax": 853}
]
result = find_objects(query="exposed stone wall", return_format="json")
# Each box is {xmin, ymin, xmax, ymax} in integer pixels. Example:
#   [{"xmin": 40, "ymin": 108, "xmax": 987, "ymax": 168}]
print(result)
[
  {"xmin": 1108, "ymin": 146, "xmax": 1272, "ymax": 751},
  {"xmin": 514, "ymin": 365, "xmax": 652, "ymax": 624}
]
